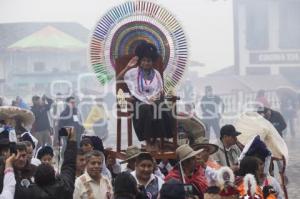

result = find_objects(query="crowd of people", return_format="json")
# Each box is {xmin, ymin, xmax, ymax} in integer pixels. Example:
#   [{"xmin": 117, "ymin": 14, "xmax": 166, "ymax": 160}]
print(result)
[
  {"xmin": 0, "ymin": 41, "xmax": 290, "ymax": 199},
  {"xmin": 0, "ymin": 100, "xmax": 285, "ymax": 199}
]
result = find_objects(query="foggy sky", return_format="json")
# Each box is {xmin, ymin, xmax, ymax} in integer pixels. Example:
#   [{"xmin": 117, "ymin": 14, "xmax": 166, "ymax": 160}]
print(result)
[{"xmin": 0, "ymin": 0, "xmax": 234, "ymax": 76}]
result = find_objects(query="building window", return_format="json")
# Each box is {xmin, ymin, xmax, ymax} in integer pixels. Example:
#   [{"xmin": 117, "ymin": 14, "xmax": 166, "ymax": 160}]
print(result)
[
  {"xmin": 246, "ymin": 67, "xmax": 270, "ymax": 75},
  {"xmin": 246, "ymin": 0, "xmax": 269, "ymax": 50},
  {"xmin": 70, "ymin": 61, "xmax": 81, "ymax": 71},
  {"xmin": 34, "ymin": 62, "xmax": 46, "ymax": 72},
  {"xmin": 279, "ymin": 1, "xmax": 300, "ymax": 49}
]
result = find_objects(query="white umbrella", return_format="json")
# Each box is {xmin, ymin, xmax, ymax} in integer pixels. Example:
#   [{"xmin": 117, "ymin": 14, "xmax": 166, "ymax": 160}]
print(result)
[{"xmin": 234, "ymin": 112, "xmax": 288, "ymax": 161}]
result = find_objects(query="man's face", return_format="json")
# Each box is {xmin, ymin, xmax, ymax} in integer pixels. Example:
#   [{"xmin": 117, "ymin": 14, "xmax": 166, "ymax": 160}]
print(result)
[
  {"xmin": 68, "ymin": 99, "xmax": 76, "ymax": 109},
  {"xmin": 106, "ymin": 154, "xmax": 116, "ymax": 167},
  {"xmin": 76, "ymin": 154, "xmax": 86, "ymax": 172},
  {"xmin": 41, "ymin": 154, "xmax": 53, "ymax": 166},
  {"xmin": 16, "ymin": 97, "xmax": 21, "ymax": 103},
  {"xmin": 26, "ymin": 145, "xmax": 33, "ymax": 161},
  {"xmin": 86, "ymin": 156, "xmax": 102, "ymax": 180},
  {"xmin": 265, "ymin": 110, "xmax": 272, "ymax": 119},
  {"xmin": 205, "ymin": 89, "xmax": 213, "ymax": 97},
  {"xmin": 135, "ymin": 159, "xmax": 154, "ymax": 181},
  {"xmin": 182, "ymin": 156, "xmax": 196, "ymax": 173},
  {"xmin": 14, "ymin": 150, "xmax": 27, "ymax": 169},
  {"xmin": 196, "ymin": 148, "xmax": 209, "ymax": 163},
  {"xmin": 33, "ymin": 99, "xmax": 42, "ymax": 106},
  {"xmin": 224, "ymin": 135, "xmax": 238, "ymax": 147}
]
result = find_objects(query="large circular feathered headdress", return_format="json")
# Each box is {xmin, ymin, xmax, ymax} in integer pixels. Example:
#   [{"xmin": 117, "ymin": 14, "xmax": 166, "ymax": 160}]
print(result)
[{"xmin": 89, "ymin": 0, "xmax": 188, "ymax": 93}]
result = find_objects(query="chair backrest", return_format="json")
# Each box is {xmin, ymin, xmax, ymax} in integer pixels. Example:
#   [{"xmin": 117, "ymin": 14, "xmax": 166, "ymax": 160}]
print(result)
[{"xmin": 115, "ymin": 54, "xmax": 164, "ymax": 93}]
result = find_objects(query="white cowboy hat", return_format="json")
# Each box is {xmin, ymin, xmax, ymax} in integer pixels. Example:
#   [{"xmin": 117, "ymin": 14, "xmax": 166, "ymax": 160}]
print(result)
[
  {"xmin": 0, "ymin": 106, "xmax": 35, "ymax": 126},
  {"xmin": 176, "ymin": 144, "xmax": 204, "ymax": 162},
  {"xmin": 191, "ymin": 137, "xmax": 219, "ymax": 155}
]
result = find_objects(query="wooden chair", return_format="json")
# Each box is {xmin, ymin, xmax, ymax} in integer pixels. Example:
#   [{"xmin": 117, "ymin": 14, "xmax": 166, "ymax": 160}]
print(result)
[
  {"xmin": 271, "ymin": 156, "xmax": 288, "ymax": 199},
  {"xmin": 115, "ymin": 54, "xmax": 178, "ymax": 159}
]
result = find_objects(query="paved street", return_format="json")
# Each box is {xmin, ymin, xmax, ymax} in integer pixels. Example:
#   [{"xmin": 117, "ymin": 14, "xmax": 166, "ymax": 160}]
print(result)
[{"xmin": 285, "ymin": 131, "xmax": 300, "ymax": 199}]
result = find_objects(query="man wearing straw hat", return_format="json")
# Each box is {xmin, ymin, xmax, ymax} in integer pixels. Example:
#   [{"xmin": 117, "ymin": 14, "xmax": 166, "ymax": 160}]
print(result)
[
  {"xmin": 0, "ymin": 106, "xmax": 35, "ymax": 133},
  {"xmin": 191, "ymin": 137, "xmax": 219, "ymax": 169},
  {"xmin": 191, "ymin": 137, "xmax": 221, "ymax": 195},
  {"xmin": 120, "ymin": 145, "xmax": 141, "ymax": 172},
  {"xmin": 165, "ymin": 144, "xmax": 206, "ymax": 198}
]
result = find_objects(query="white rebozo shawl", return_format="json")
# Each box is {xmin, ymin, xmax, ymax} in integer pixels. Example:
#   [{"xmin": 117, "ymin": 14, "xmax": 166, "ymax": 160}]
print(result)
[{"xmin": 124, "ymin": 67, "xmax": 163, "ymax": 104}]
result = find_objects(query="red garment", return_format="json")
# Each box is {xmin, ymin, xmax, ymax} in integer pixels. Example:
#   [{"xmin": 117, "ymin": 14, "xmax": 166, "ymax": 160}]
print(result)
[{"xmin": 164, "ymin": 164, "xmax": 208, "ymax": 194}]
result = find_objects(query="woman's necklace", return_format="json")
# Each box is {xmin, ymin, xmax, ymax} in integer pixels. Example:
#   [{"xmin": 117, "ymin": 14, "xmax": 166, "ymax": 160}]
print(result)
[{"xmin": 138, "ymin": 68, "xmax": 155, "ymax": 93}]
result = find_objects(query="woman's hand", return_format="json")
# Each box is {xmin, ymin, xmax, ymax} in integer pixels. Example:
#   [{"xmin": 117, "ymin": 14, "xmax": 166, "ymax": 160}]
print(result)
[
  {"xmin": 126, "ymin": 56, "xmax": 139, "ymax": 69},
  {"xmin": 116, "ymin": 56, "xmax": 139, "ymax": 80}
]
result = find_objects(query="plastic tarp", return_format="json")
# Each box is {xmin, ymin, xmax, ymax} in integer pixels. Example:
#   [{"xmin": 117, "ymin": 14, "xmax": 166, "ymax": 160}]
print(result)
[{"xmin": 234, "ymin": 112, "xmax": 288, "ymax": 161}]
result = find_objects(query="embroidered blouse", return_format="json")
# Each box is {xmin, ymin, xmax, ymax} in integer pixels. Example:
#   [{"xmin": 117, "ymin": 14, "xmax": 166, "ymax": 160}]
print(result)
[{"xmin": 124, "ymin": 67, "xmax": 163, "ymax": 104}]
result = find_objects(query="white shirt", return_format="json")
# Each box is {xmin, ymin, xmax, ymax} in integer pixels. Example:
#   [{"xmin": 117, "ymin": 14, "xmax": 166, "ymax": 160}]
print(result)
[
  {"xmin": 73, "ymin": 172, "xmax": 113, "ymax": 199},
  {"xmin": 205, "ymin": 166, "xmax": 218, "ymax": 186},
  {"xmin": 131, "ymin": 171, "xmax": 164, "ymax": 191},
  {"xmin": 0, "ymin": 170, "xmax": 16, "ymax": 199},
  {"xmin": 124, "ymin": 67, "xmax": 163, "ymax": 104}
]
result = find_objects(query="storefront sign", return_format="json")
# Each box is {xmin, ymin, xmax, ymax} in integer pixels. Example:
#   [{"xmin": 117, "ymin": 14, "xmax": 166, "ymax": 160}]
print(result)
[{"xmin": 250, "ymin": 51, "xmax": 300, "ymax": 64}]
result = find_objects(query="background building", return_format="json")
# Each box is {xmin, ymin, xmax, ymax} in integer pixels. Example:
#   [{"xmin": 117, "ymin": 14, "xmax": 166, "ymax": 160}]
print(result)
[
  {"xmin": 0, "ymin": 22, "xmax": 90, "ymax": 98},
  {"xmin": 234, "ymin": 0, "xmax": 300, "ymax": 86}
]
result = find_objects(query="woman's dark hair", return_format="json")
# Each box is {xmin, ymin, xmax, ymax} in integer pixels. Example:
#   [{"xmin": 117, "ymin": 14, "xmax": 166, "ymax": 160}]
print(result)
[
  {"xmin": 35, "ymin": 164, "xmax": 56, "ymax": 186},
  {"xmin": 239, "ymin": 156, "xmax": 259, "ymax": 178},
  {"xmin": 135, "ymin": 41, "xmax": 159, "ymax": 62},
  {"xmin": 135, "ymin": 153, "xmax": 154, "ymax": 164},
  {"xmin": 66, "ymin": 96, "xmax": 75, "ymax": 102},
  {"xmin": 114, "ymin": 172, "xmax": 138, "ymax": 197},
  {"xmin": 37, "ymin": 146, "xmax": 54, "ymax": 160}
]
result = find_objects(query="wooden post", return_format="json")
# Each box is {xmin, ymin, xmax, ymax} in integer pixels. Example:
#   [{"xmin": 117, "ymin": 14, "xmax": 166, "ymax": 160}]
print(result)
[
  {"xmin": 128, "ymin": 118, "xmax": 132, "ymax": 146},
  {"xmin": 117, "ymin": 115, "xmax": 121, "ymax": 152}
]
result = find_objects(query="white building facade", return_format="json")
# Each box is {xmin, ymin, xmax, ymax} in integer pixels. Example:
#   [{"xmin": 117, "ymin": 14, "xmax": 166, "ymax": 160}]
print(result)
[{"xmin": 234, "ymin": 0, "xmax": 300, "ymax": 83}]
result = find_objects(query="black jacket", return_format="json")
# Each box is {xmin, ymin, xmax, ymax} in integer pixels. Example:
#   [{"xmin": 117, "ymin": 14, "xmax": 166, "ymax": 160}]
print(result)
[
  {"xmin": 201, "ymin": 95, "xmax": 224, "ymax": 118},
  {"xmin": 269, "ymin": 110, "xmax": 287, "ymax": 136},
  {"xmin": 14, "ymin": 162, "xmax": 37, "ymax": 199},
  {"xmin": 19, "ymin": 141, "xmax": 77, "ymax": 199},
  {"xmin": 58, "ymin": 106, "xmax": 84, "ymax": 145},
  {"xmin": 31, "ymin": 97, "xmax": 53, "ymax": 132}
]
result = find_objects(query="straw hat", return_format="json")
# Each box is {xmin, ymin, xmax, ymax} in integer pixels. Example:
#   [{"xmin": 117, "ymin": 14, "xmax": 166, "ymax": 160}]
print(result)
[
  {"xmin": 0, "ymin": 106, "xmax": 35, "ymax": 126},
  {"xmin": 191, "ymin": 137, "xmax": 219, "ymax": 155},
  {"xmin": 176, "ymin": 144, "xmax": 204, "ymax": 162},
  {"xmin": 120, "ymin": 145, "xmax": 141, "ymax": 164}
]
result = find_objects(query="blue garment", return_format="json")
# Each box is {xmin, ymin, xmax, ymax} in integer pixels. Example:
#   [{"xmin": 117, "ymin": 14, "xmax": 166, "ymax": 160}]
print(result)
[{"xmin": 18, "ymin": 100, "xmax": 29, "ymax": 109}]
